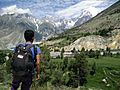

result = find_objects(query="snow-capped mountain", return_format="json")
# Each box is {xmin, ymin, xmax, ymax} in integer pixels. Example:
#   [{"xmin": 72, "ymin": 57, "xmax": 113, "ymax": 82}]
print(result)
[
  {"xmin": 54, "ymin": 9, "xmax": 93, "ymax": 29},
  {"xmin": 0, "ymin": 0, "xmax": 119, "ymax": 49},
  {"xmin": 53, "ymin": 0, "xmax": 118, "ymax": 28},
  {"xmin": 0, "ymin": 0, "xmax": 118, "ymax": 40},
  {"xmin": 0, "ymin": 0, "xmax": 118, "ymax": 30}
]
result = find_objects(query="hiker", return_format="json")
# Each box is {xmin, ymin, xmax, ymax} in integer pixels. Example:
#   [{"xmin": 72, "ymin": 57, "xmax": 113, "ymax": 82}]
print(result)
[{"xmin": 11, "ymin": 30, "xmax": 41, "ymax": 90}]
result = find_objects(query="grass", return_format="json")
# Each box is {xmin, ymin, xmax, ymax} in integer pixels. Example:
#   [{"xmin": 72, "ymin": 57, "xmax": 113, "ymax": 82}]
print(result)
[
  {"xmin": 86, "ymin": 56, "xmax": 120, "ymax": 90},
  {"xmin": 51, "ymin": 56, "xmax": 120, "ymax": 90}
]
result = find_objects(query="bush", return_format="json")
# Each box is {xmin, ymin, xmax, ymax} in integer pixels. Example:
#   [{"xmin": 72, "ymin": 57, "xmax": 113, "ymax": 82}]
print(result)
[{"xmin": 0, "ymin": 50, "xmax": 6, "ymax": 64}]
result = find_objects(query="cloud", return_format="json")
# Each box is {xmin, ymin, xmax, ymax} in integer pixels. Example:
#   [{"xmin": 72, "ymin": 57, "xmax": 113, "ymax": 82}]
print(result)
[
  {"xmin": 0, "ymin": 0, "xmax": 118, "ymax": 18},
  {"xmin": 55, "ymin": 0, "xmax": 119, "ymax": 18},
  {"xmin": 55, "ymin": 0, "xmax": 104, "ymax": 18},
  {"xmin": 1, "ymin": 5, "xmax": 32, "ymax": 15}
]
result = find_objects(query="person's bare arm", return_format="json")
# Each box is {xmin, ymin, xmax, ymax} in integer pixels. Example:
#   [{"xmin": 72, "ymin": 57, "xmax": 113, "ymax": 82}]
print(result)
[{"xmin": 36, "ymin": 54, "xmax": 41, "ymax": 80}]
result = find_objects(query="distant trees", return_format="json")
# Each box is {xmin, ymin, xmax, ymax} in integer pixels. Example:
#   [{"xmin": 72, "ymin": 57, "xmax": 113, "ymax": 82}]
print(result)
[
  {"xmin": 81, "ymin": 47, "xmax": 85, "ymax": 52},
  {"xmin": 61, "ymin": 48, "xmax": 64, "ymax": 59},
  {"xmin": 86, "ymin": 49, "xmax": 100, "ymax": 59},
  {"xmin": 88, "ymin": 49, "xmax": 95, "ymax": 58},
  {"xmin": 106, "ymin": 47, "xmax": 111, "ymax": 55},
  {"xmin": 71, "ymin": 47, "xmax": 76, "ymax": 53},
  {"xmin": 95, "ymin": 50, "xmax": 100, "ymax": 59},
  {"xmin": 93, "ymin": 27, "xmax": 113, "ymax": 37}
]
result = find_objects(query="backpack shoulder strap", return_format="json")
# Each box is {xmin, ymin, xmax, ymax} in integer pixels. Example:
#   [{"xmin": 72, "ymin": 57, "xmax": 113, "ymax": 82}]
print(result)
[
  {"xmin": 25, "ymin": 44, "xmax": 33, "ymax": 51},
  {"xmin": 25, "ymin": 44, "xmax": 37, "ymax": 59},
  {"xmin": 33, "ymin": 45, "xmax": 37, "ymax": 66},
  {"xmin": 33, "ymin": 45, "xmax": 37, "ymax": 58},
  {"xmin": 15, "ymin": 44, "xmax": 24, "ymax": 53}
]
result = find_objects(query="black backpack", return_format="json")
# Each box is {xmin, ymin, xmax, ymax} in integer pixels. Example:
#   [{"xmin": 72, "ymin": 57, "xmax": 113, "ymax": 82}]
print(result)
[{"xmin": 11, "ymin": 44, "xmax": 36, "ymax": 76}]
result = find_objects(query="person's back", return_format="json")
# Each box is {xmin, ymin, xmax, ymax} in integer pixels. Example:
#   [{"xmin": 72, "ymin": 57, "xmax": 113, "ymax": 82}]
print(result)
[{"xmin": 11, "ymin": 30, "xmax": 41, "ymax": 90}]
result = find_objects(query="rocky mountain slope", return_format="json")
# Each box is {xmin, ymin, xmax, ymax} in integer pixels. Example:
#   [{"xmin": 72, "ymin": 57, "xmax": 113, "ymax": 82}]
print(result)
[
  {"xmin": 64, "ymin": 35, "xmax": 107, "ymax": 51},
  {"xmin": 0, "ymin": 0, "xmax": 119, "ymax": 50},
  {"xmin": 0, "ymin": 6, "xmax": 94, "ymax": 49},
  {"xmin": 0, "ymin": 14, "xmax": 42, "ymax": 49},
  {"xmin": 46, "ymin": 0, "xmax": 120, "ymax": 51}
]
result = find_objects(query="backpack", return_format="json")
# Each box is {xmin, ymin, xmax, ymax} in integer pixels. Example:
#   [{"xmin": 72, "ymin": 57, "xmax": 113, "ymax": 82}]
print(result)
[{"xmin": 11, "ymin": 44, "xmax": 36, "ymax": 76}]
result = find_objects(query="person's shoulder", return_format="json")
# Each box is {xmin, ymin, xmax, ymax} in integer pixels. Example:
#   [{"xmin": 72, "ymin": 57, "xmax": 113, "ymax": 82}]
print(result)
[
  {"xmin": 34, "ymin": 45, "xmax": 40, "ymax": 49},
  {"xmin": 34, "ymin": 45, "xmax": 41, "ymax": 54}
]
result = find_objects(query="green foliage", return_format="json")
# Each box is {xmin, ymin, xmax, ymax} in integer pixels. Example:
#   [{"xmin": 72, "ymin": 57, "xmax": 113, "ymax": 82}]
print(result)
[
  {"xmin": 40, "ymin": 45, "xmax": 50, "ymax": 61},
  {"xmin": 90, "ymin": 62, "xmax": 96, "ymax": 76},
  {"xmin": 95, "ymin": 50, "xmax": 100, "ymax": 59},
  {"xmin": 0, "ymin": 50, "xmax": 6, "ymax": 64},
  {"xmin": 0, "ymin": 48, "xmax": 120, "ymax": 90},
  {"xmin": 88, "ymin": 49, "xmax": 95, "ymax": 58},
  {"xmin": 5, "ymin": 59, "xmax": 12, "ymax": 74},
  {"xmin": 83, "ymin": 32, "xmax": 91, "ymax": 37},
  {"xmin": 50, "ymin": 69, "xmax": 63, "ymax": 86},
  {"xmin": 61, "ymin": 48, "xmax": 64, "ymax": 59},
  {"xmin": 81, "ymin": 47, "xmax": 85, "ymax": 52},
  {"xmin": 37, "ymin": 51, "xmax": 88, "ymax": 88},
  {"xmin": 71, "ymin": 47, "xmax": 76, "ymax": 53},
  {"xmin": 0, "ymin": 65, "xmax": 4, "ymax": 82},
  {"xmin": 62, "ymin": 57, "xmax": 68, "ymax": 71},
  {"xmin": 104, "ymin": 47, "xmax": 112, "ymax": 56},
  {"xmin": 87, "ymin": 56, "xmax": 120, "ymax": 90},
  {"xmin": 93, "ymin": 27, "xmax": 113, "ymax": 37},
  {"xmin": 74, "ymin": 52, "xmax": 88, "ymax": 86},
  {"xmin": 61, "ymin": 71, "xmax": 71, "ymax": 85}
]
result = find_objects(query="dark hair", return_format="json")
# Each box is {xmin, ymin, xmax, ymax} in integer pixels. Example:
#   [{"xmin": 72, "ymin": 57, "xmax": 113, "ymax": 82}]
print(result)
[{"xmin": 24, "ymin": 30, "xmax": 34, "ymax": 42}]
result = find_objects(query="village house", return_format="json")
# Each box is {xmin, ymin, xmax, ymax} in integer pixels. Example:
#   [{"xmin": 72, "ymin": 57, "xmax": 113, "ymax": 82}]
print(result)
[
  {"xmin": 50, "ymin": 51, "xmax": 61, "ymax": 58},
  {"xmin": 50, "ymin": 51, "xmax": 75, "ymax": 58},
  {"xmin": 63, "ymin": 51, "xmax": 74, "ymax": 58},
  {"xmin": 110, "ymin": 49, "xmax": 120, "ymax": 54},
  {"xmin": 100, "ymin": 49, "xmax": 120, "ymax": 55}
]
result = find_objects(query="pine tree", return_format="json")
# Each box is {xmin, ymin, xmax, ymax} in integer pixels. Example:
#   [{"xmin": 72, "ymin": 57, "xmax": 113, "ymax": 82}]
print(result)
[
  {"xmin": 61, "ymin": 48, "xmax": 64, "ymax": 59},
  {"xmin": 74, "ymin": 52, "xmax": 88, "ymax": 86}
]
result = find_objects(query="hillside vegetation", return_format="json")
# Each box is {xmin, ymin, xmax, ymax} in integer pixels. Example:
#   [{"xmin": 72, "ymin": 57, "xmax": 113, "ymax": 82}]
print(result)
[{"xmin": 46, "ymin": 1, "xmax": 120, "ymax": 50}]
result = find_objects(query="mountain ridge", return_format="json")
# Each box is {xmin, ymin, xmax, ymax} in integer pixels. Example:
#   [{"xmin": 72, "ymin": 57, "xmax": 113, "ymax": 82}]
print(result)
[{"xmin": 46, "ymin": 0, "xmax": 120, "ymax": 51}]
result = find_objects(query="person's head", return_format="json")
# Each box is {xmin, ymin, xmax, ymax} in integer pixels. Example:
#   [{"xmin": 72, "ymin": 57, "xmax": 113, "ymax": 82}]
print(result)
[{"xmin": 24, "ymin": 30, "xmax": 34, "ymax": 43}]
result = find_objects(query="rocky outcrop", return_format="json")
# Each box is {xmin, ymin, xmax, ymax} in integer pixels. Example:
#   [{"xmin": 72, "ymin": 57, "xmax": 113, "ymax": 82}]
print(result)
[{"xmin": 64, "ymin": 35, "xmax": 107, "ymax": 51}]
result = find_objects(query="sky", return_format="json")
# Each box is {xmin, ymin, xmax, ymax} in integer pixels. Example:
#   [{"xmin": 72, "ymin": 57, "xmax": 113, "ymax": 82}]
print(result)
[{"xmin": 0, "ymin": 0, "xmax": 118, "ymax": 19}]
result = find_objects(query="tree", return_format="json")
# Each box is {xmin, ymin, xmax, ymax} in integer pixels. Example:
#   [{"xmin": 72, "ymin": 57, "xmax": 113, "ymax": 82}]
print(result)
[
  {"xmin": 90, "ymin": 62, "xmax": 96, "ymax": 76},
  {"xmin": 88, "ymin": 49, "xmax": 95, "ymax": 58},
  {"xmin": 0, "ymin": 50, "xmax": 6, "ymax": 64},
  {"xmin": 62, "ymin": 57, "xmax": 68, "ymax": 71},
  {"xmin": 73, "ymin": 52, "xmax": 88, "ymax": 86},
  {"xmin": 95, "ymin": 50, "xmax": 100, "ymax": 59},
  {"xmin": 61, "ymin": 48, "xmax": 64, "ymax": 59},
  {"xmin": 71, "ymin": 47, "xmax": 76, "ymax": 53},
  {"xmin": 50, "ymin": 69, "xmax": 63, "ymax": 86},
  {"xmin": 106, "ymin": 47, "xmax": 111, "ymax": 56},
  {"xmin": 40, "ymin": 45, "xmax": 50, "ymax": 61},
  {"xmin": 81, "ymin": 47, "xmax": 85, "ymax": 52}
]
